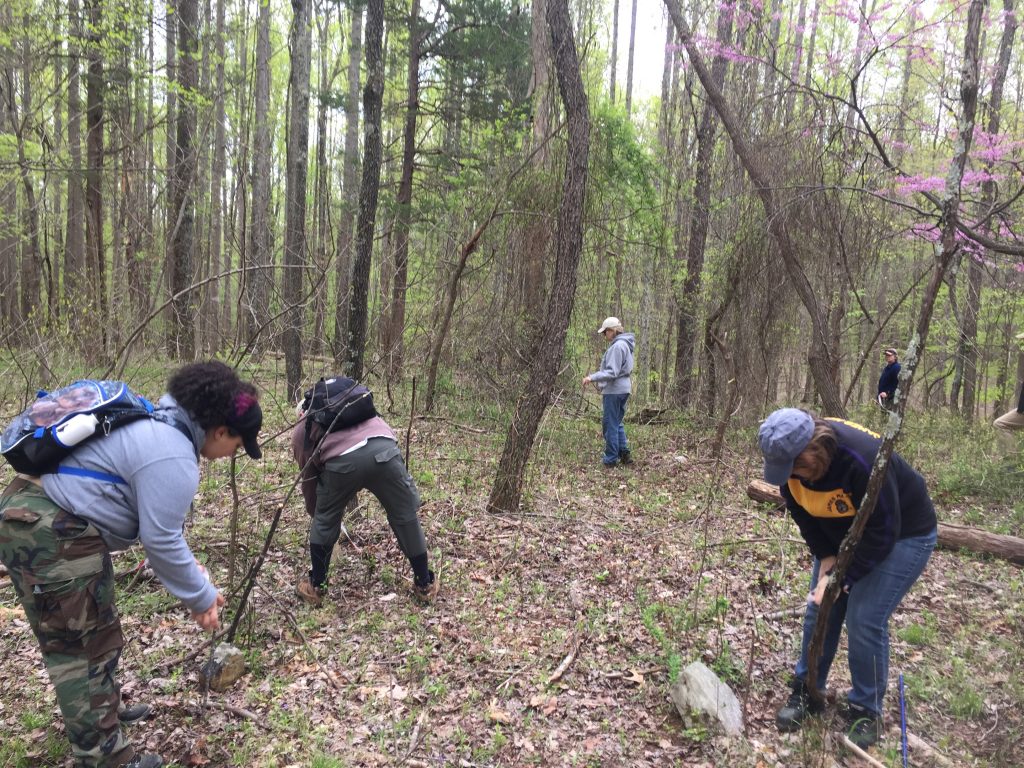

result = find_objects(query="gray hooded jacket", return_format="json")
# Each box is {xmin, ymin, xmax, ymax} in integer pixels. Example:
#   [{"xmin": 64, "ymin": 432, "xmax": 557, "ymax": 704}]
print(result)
[
  {"xmin": 41, "ymin": 394, "xmax": 218, "ymax": 613},
  {"xmin": 589, "ymin": 332, "xmax": 635, "ymax": 395}
]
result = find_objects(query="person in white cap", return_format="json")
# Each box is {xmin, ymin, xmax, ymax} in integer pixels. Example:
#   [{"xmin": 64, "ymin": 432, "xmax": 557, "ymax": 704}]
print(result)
[{"xmin": 582, "ymin": 317, "xmax": 636, "ymax": 467}]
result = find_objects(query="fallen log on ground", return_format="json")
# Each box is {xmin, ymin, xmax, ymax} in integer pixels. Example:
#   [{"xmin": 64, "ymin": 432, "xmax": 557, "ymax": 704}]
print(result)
[{"xmin": 746, "ymin": 480, "xmax": 1024, "ymax": 567}]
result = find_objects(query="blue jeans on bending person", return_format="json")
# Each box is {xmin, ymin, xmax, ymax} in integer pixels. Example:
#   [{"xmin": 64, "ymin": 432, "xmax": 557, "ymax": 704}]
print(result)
[
  {"xmin": 601, "ymin": 393, "xmax": 630, "ymax": 465},
  {"xmin": 794, "ymin": 528, "xmax": 936, "ymax": 715}
]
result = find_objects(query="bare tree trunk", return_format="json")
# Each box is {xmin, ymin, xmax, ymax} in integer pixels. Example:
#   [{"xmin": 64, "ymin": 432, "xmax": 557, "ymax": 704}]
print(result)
[
  {"xmin": 85, "ymin": 0, "xmax": 106, "ymax": 354},
  {"xmin": 311, "ymin": 3, "xmax": 336, "ymax": 358},
  {"xmin": 672, "ymin": 4, "xmax": 733, "ymax": 408},
  {"xmin": 208, "ymin": 0, "xmax": 227, "ymax": 350},
  {"xmin": 246, "ymin": 0, "xmax": 273, "ymax": 346},
  {"xmin": 609, "ymin": 0, "xmax": 618, "ymax": 103},
  {"xmin": 164, "ymin": 0, "xmax": 176, "ymax": 339},
  {"xmin": 957, "ymin": 0, "xmax": 1016, "ymax": 421},
  {"xmin": 488, "ymin": 0, "xmax": 589, "ymax": 514},
  {"xmin": 523, "ymin": 0, "xmax": 554, "ymax": 328},
  {"xmin": 384, "ymin": 0, "xmax": 422, "ymax": 381},
  {"xmin": 0, "ymin": 18, "xmax": 18, "ymax": 330},
  {"xmin": 345, "ymin": 0, "xmax": 384, "ymax": 380},
  {"xmin": 664, "ymin": 0, "xmax": 845, "ymax": 416},
  {"xmin": 624, "ymin": 0, "xmax": 637, "ymax": 116},
  {"xmin": 17, "ymin": 41, "xmax": 42, "ymax": 323},
  {"xmin": 283, "ymin": 0, "xmax": 313, "ymax": 397},
  {"xmin": 170, "ymin": 0, "xmax": 198, "ymax": 359},
  {"xmin": 334, "ymin": 3, "xmax": 362, "ymax": 364},
  {"xmin": 65, "ymin": 0, "xmax": 86, "ymax": 329}
]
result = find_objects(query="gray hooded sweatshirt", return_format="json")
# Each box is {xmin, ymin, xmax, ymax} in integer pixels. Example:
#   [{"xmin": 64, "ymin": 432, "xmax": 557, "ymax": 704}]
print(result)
[
  {"xmin": 41, "ymin": 394, "xmax": 218, "ymax": 613},
  {"xmin": 589, "ymin": 332, "xmax": 635, "ymax": 395}
]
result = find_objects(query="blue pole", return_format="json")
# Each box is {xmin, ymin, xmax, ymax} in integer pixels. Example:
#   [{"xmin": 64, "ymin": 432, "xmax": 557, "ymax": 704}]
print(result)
[{"xmin": 899, "ymin": 672, "xmax": 908, "ymax": 767}]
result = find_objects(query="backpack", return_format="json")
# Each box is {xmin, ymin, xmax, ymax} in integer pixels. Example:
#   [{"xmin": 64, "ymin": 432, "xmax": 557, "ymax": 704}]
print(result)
[
  {"xmin": 1, "ymin": 380, "xmax": 162, "ymax": 480},
  {"xmin": 301, "ymin": 376, "xmax": 377, "ymax": 437}
]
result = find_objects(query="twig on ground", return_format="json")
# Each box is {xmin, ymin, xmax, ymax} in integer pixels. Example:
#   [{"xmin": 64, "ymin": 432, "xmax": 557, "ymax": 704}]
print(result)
[
  {"xmin": 841, "ymin": 735, "xmax": 887, "ymax": 767},
  {"xmin": 907, "ymin": 732, "xmax": 956, "ymax": 767},
  {"xmin": 762, "ymin": 604, "xmax": 806, "ymax": 621},
  {"xmin": 547, "ymin": 636, "xmax": 580, "ymax": 685},
  {"xmin": 204, "ymin": 699, "xmax": 269, "ymax": 729}
]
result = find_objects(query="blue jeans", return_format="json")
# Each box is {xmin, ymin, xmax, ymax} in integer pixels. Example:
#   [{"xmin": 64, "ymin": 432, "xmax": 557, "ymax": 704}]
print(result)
[
  {"xmin": 601, "ymin": 393, "xmax": 630, "ymax": 465},
  {"xmin": 794, "ymin": 528, "xmax": 936, "ymax": 714}
]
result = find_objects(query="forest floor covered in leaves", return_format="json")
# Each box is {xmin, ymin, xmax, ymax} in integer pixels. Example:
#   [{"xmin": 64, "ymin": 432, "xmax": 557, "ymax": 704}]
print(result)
[{"xmin": 1, "ymin": 390, "xmax": 1022, "ymax": 767}]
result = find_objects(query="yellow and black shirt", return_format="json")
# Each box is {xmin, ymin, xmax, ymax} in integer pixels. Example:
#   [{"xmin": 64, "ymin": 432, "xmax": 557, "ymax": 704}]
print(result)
[{"xmin": 780, "ymin": 419, "xmax": 936, "ymax": 587}]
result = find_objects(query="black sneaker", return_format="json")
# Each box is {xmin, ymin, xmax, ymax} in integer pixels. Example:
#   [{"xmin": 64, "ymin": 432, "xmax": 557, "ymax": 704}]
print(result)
[
  {"xmin": 123, "ymin": 754, "xmax": 164, "ymax": 768},
  {"xmin": 843, "ymin": 702, "xmax": 882, "ymax": 748},
  {"xmin": 619, "ymin": 449, "xmax": 634, "ymax": 465},
  {"xmin": 776, "ymin": 679, "xmax": 825, "ymax": 732},
  {"xmin": 118, "ymin": 702, "xmax": 151, "ymax": 725}
]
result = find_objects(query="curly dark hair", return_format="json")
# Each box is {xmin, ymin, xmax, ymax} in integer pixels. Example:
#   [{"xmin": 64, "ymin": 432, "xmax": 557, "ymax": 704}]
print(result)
[{"xmin": 167, "ymin": 361, "xmax": 257, "ymax": 429}]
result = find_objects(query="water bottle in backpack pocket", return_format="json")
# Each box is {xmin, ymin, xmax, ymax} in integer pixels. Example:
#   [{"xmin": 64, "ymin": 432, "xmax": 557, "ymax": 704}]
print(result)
[{"xmin": 1, "ymin": 380, "xmax": 157, "ymax": 476}]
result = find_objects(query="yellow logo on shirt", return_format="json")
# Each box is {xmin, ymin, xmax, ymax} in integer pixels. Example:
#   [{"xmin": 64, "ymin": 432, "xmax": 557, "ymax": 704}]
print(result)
[
  {"xmin": 825, "ymin": 418, "xmax": 879, "ymax": 438},
  {"xmin": 787, "ymin": 479, "xmax": 857, "ymax": 518}
]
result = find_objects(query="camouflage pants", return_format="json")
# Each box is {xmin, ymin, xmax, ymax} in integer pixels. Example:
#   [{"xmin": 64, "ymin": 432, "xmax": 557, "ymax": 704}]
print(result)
[{"xmin": 0, "ymin": 478, "xmax": 133, "ymax": 767}]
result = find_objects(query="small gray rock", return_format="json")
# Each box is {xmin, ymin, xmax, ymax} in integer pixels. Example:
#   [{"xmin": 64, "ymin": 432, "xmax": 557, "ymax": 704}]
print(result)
[{"xmin": 669, "ymin": 661, "xmax": 744, "ymax": 736}]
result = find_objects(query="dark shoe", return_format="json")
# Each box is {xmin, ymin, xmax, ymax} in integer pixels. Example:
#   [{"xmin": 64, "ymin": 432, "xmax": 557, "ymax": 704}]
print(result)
[
  {"xmin": 619, "ymin": 449, "xmax": 634, "ymax": 465},
  {"xmin": 413, "ymin": 570, "xmax": 439, "ymax": 604},
  {"xmin": 123, "ymin": 754, "xmax": 164, "ymax": 768},
  {"xmin": 296, "ymin": 576, "xmax": 326, "ymax": 606},
  {"xmin": 776, "ymin": 679, "xmax": 825, "ymax": 732},
  {"xmin": 843, "ymin": 702, "xmax": 882, "ymax": 748},
  {"xmin": 118, "ymin": 702, "xmax": 151, "ymax": 725}
]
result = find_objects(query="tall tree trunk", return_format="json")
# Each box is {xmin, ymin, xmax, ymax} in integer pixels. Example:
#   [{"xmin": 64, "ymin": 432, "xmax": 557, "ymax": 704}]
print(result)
[
  {"xmin": 247, "ymin": 0, "xmax": 273, "ymax": 346},
  {"xmin": 284, "ymin": 0, "xmax": 313, "ymax": 397},
  {"xmin": 170, "ymin": 0, "xmax": 199, "ymax": 359},
  {"xmin": 334, "ymin": 3, "xmax": 362, "ymax": 364},
  {"xmin": 65, "ymin": 0, "xmax": 86, "ymax": 329},
  {"xmin": 345, "ymin": 0, "xmax": 384, "ymax": 380},
  {"xmin": 957, "ymin": 0, "xmax": 1016, "ymax": 421},
  {"xmin": 85, "ymin": 0, "xmax": 106, "ymax": 354},
  {"xmin": 524, "ymin": 0, "xmax": 554, "ymax": 329},
  {"xmin": 384, "ymin": 0, "xmax": 422, "ymax": 381},
  {"xmin": 672, "ymin": 4, "xmax": 733, "ymax": 408},
  {"xmin": 209, "ymin": 0, "xmax": 227, "ymax": 350},
  {"xmin": 609, "ymin": 0, "xmax": 618, "ymax": 103},
  {"xmin": 624, "ymin": 0, "xmax": 637, "ymax": 116},
  {"xmin": 164, "ymin": 0, "xmax": 176, "ymax": 338},
  {"xmin": 0, "ymin": 15, "xmax": 18, "ymax": 329},
  {"xmin": 311, "ymin": 3, "xmax": 335, "ymax": 358},
  {"xmin": 664, "ymin": 0, "xmax": 845, "ymax": 416},
  {"xmin": 17, "ymin": 40, "xmax": 42, "ymax": 323},
  {"xmin": 488, "ymin": 0, "xmax": 589, "ymax": 514}
]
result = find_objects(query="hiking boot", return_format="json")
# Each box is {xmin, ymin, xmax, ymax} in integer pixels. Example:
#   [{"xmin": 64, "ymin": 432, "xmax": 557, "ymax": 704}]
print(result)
[
  {"xmin": 295, "ymin": 576, "xmax": 326, "ymax": 607},
  {"xmin": 776, "ymin": 679, "xmax": 825, "ymax": 732},
  {"xmin": 843, "ymin": 702, "xmax": 882, "ymax": 749},
  {"xmin": 118, "ymin": 702, "xmax": 152, "ymax": 725},
  {"xmin": 413, "ymin": 570, "xmax": 439, "ymax": 604},
  {"xmin": 619, "ymin": 449, "xmax": 634, "ymax": 465},
  {"xmin": 122, "ymin": 754, "xmax": 164, "ymax": 768}
]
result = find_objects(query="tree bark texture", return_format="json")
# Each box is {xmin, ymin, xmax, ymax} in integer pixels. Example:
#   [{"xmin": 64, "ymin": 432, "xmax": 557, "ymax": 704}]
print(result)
[
  {"xmin": 487, "ymin": 0, "xmax": 589, "ymax": 514},
  {"xmin": 85, "ymin": 0, "xmax": 106, "ymax": 352},
  {"xmin": 247, "ymin": 0, "xmax": 273, "ymax": 346},
  {"xmin": 284, "ymin": 0, "xmax": 313, "ymax": 398},
  {"xmin": 384, "ymin": 0, "xmax": 422, "ymax": 381},
  {"xmin": 345, "ymin": 0, "xmax": 384, "ymax": 381},
  {"xmin": 334, "ymin": 3, "xmax": 362, "ymax": 365},
  {"xmin": 170, "ymin": 0, "xmax": 199, "ymax": 359},
  {"xmin": 65, "ymin": 0, "xmax": 86, "ymax": 325}
]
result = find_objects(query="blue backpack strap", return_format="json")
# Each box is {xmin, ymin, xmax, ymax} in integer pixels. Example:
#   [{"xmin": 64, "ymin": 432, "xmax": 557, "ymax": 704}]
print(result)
[{"xmin": 55, "ymin": 465, "xmax": 128, "ymax": 485}]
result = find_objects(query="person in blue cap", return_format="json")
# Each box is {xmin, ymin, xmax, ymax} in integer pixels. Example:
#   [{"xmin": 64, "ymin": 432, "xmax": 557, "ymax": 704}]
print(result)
[
  {"xmin": 877, "ymin": 348, "xmax": 901, "ymax": 409},
  {"xmin": 758, "ymin": 408, "xmax": 937, "ymax": 748}
]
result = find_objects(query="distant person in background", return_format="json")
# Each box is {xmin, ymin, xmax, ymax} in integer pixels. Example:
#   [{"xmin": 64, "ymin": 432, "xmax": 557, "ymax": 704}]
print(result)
[
  {"xmin": 877, "ymin": 348, "xmax": 901, "ymax": 409},
  {"xmin": 582, "ymin": 317, "xmax": 635, "ymax": 468},
  {"xmin": 758, "ymin": 408, "xmax": 937, "ymax": 749},
  {"xmin": 993, "ymin": 381, "xmax": 1024, "ymax": 433}
]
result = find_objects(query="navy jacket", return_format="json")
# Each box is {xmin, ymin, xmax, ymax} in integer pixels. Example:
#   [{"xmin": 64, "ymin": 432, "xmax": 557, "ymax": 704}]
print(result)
[
  {"xmin": 877, "ymin": 361, "xmax": 901, "ymax": 398},
  {"xmin": 780, "ymin": 420, "xmax": 936, "ymax": 588}
]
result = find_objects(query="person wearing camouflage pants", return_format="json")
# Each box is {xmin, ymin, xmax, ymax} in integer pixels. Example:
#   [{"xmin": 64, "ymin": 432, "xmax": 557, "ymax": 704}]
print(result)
[{"xmin": 0, "ymin": 478, "xmax": 131, "ymax": 766}]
